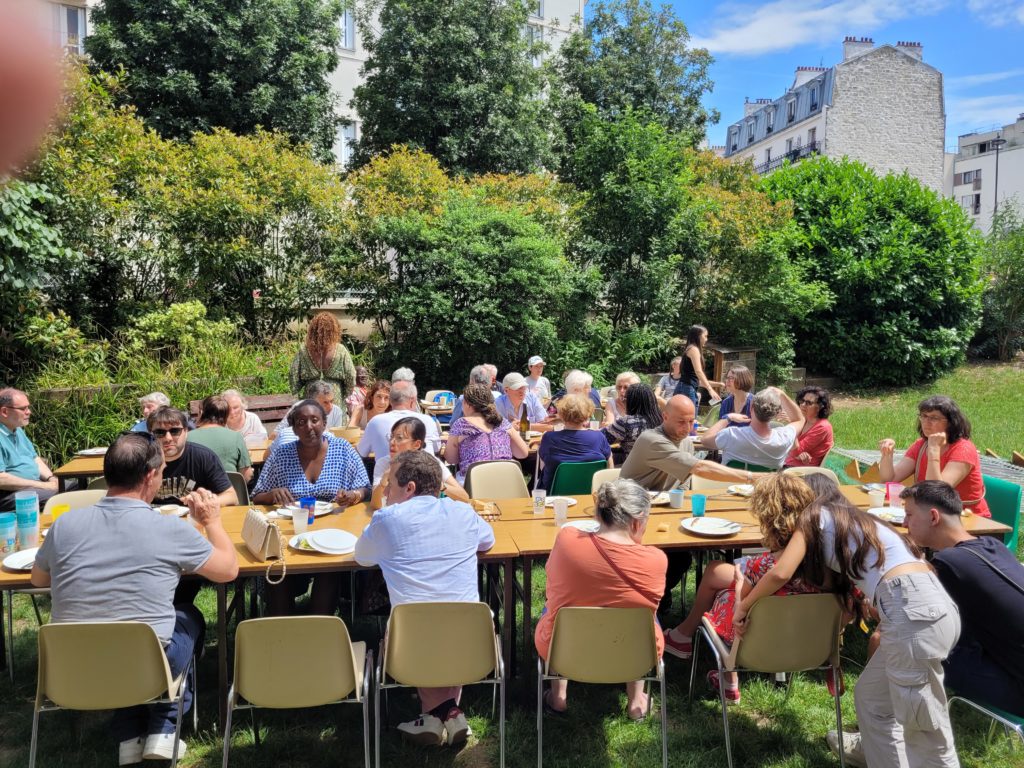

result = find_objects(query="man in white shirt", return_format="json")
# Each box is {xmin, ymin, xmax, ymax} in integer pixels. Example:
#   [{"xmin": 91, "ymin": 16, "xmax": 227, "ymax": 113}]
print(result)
[
  {"xmin": 356, "ymin": 381, "xmax": 441, "ymax": 484},
  {"xmin": 355, "ymin": 451, "xmax": 494, "ymax": 747},
  {"xmin": 700, "ymin": 387, "xmax": 803, "ymax": 470}
]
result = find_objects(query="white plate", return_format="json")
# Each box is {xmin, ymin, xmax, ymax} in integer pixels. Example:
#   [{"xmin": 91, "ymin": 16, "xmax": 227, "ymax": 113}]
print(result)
[
  {"xmin": 284, "ymin": 501, "xmax": 335, "ymax": 517},
  {"xmin": 727, "ymin": 484, "xmax": 755, "ymax": 497},
  {"xmin": 3, "ymin": 547, "xmax": 38, "ymax": 571},
  {"xmin": 525, "ymin": 430, "xmax": 544, "ymax": 439},
  {"xmin": 76, "ymin": 447, "xmax": 107, "ymax": 456},
  {"xmin": 561, "ymin": 520, "xmax": 599, "ymax": 532},
  {"xmin": 157, "ymin": 504, "xmax": 189, "ymax": 517},
  {"xmin": 310, "ymin": 529, "xmax": 357, "ymax": 554},
  {"xmin": 868, "ymin": 507, "xmax": 906, "ymax": 525},
  {"xmin": 289, "ymin": 531, "xmax": 356, "ymax": 554},
  {"xmin": 544, "ymin": 496, "xmax": 578, "ymax": 508},
  {"xmin": 681, "ymin": 517, "xmax": 742, "ymax": 538},
  {"xmin": 648, "ymin": 492, "xmax": 671, "ymax": 506}
]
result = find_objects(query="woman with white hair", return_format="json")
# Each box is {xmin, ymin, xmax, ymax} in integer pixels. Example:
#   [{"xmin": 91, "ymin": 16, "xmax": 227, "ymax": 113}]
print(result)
[
  {"xmin": 130, "ymin": 392, "xmax": 170, "ymax": 432},
  {"xmin": 222, "ymin": 389, "xmax": 268, "ymax": 442},
  {"xmin": 536, "ymin": 479, "xmax": 667, "ymax": 719},
  {"xmin": 549, "ymin": 369, "xmax": 602, "ymax": 415},
  {"xmin": 602, "ymin": 371, "xmax": 642, "ymax": 426}
]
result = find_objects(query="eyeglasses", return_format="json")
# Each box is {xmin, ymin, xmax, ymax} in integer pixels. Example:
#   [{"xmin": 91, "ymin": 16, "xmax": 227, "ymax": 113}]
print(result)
[
  {"xmin": 919, "ymin": 414, "xmax": 947, "ymax": 423},
  {"xmin": 798, "ymin": 399, "xmax": 818, "ymax": 406},
  {"xmin": 6, "ymin": 404, "xmax": 31, "ymax": 411},
  {"xmin": 151, "ymin": 427, "xmax": 185, "ymax": 438}
]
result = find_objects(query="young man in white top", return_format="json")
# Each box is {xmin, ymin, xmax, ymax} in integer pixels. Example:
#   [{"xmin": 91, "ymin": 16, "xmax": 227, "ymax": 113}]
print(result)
[
  {"xmin": 355, "ymin": 450, "xmax": 494, "ymax": 747},
  {"xmin": 700, "ymin": 386, "xmax": 803, "ymax": 470}
]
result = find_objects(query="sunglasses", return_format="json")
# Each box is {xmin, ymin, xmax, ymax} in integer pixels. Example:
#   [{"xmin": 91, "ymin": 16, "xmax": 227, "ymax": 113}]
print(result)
[
  {"xmin": 799, "ymin": 399, "xmax": 818, "ymax": 406},
  {"xmin": 151, "ymin": 427, "xmax": 185, "ymax": 438}
]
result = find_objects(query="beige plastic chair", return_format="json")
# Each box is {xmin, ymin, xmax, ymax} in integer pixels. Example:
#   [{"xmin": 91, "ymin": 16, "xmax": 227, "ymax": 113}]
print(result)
[
  {"xmin": 538, "ymin": 607, "xmax": 667, "ymax": 767},
  {"xmin": 225, "ymin": 471, "xmax": 250, "ymax": 506},
  {"xmin": 783, "ymin": 465, "xmax": 839, "ymax": 484},
  {"xmin": 465, "ymin": 460, "xmax": 530, "ymax": 500},
  {"xmin": 41, "ymin": 489, "xmax": 106, "ymax": 514},
  {"xmin": 30, "ymin": 622, "xmax": 192, "ymax": 768},
  {"xmin": 223, "ymin": 616, "xmax": 370, "ymax": 768},
  {"xmin": 87, "ymin": 476, "xmax": 108, "ymax": 490},
  {"xmin": 590, "ymin": 467, "xmax": 621, "ymax": 493},
  {"xmin": 690, "ymin": 474, "xmax": 737, "ymax": 491},
  {"xmin": 376, "ymin": 602, "xmax": 504, "ymax": 767},
  {"xmin": 689, "ymin": 594, "xmax": 845, "ymax": 768}
]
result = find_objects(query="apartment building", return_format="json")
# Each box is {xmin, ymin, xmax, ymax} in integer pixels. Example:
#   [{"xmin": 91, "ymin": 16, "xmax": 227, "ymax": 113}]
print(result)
[
  {"xmin": 332, "ymin": 0, "xmax": 584, "ymax": 165},
  {"xmin": 723, "ymin": 37, "xmax": 945, "ymax": 192},
  {"xmin": 945, "ymin": 114, "xmax": 1024, "ymax": 232},
  {"xmin": 41, "ymin": 0, "xmax": 90, "ymax": 54}
]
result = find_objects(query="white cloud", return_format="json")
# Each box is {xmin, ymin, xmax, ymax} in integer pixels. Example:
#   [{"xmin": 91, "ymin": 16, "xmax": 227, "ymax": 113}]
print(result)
[
  {"xmin": 947, "ymin": 93, "xmax": 1024, "ymax": 135},
  {"xmin": 691, "ymin": 0, "xmax": 948, "ymax": 56},
  {"xmin": 947, "ymin": 69, "xmax": 1024, "ymax": 88},
  {"xmin": 966, "ymin": 0, "xmax": 1024, "ymax": 27}
]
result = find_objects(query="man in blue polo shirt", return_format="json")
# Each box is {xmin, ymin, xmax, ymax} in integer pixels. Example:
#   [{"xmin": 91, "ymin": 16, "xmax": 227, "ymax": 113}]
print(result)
[{"xmin": 0, "ymin": 388, "xmax": 58, "ymax": 512}]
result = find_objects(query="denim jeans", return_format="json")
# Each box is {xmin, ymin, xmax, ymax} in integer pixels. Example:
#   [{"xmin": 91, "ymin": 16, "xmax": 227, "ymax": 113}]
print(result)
[{"xmin": 944, "ymin": 636, "xmax": 1024, "ymax": 717}]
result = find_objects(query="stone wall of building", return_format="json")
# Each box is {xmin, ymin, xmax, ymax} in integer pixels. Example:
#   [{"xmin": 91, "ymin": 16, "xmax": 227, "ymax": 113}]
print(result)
[{"xmin": 825, "ymin": 46, "xmax": 945, "ymax": 192}]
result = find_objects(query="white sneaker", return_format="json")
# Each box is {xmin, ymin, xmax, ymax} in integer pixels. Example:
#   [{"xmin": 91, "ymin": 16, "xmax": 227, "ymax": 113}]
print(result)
[
  {"xmin": 827, "ymin": 730, "xmax": 867, "ymax": 768},
  {"xmin": 118, "ymin": 736, "xmax": 144, "ymax": 766},
  {"xmin": 443, "ymin": 707, "xmax": 472, "ymax": 746},
  {"xmin": 396, "ymin": 713, "xmax": 445, "ymax": 746},
  {"xmin": 143, "ymin": 733, "xmax": 187, "ymax": 761}
]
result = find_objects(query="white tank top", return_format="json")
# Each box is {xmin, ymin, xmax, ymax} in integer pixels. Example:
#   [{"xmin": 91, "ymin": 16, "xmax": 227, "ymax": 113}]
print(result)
[{"xmin": 817, "ymin": 507, "xmax": 921, "ymax": 603}]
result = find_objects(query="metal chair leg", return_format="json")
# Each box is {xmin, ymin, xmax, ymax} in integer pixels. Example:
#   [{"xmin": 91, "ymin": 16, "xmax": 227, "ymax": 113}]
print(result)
[
  {"xmin": 833, "ymin": 667, "xmax": 845, "ymax": 768},
  {"xmin": 536, "ymin": 659, "xmax": 544, "ymax": 768},
  {"xmin": 659, "ymin": 666, "xmax": 668, "ymax": 768},
  {"xmin": 30, "ymin": 593, "xmax": 43, "ymax": 625},
  {"xmin": 221, "ymin": 697, "xmax": 234, "ymax": 768},
  {"xmin": 28, "ymin": 701, "xmax": 41, "ymax": 768},
  {"xmin": 688, "ymin": 631, "xmax": 702, "ymax": 702}
]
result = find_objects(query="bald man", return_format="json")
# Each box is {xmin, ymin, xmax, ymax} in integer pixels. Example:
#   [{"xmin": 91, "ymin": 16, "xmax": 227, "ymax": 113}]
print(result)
[{"xmin": 0, "ymin": 1, "xmax": 62, "ymax": 177}]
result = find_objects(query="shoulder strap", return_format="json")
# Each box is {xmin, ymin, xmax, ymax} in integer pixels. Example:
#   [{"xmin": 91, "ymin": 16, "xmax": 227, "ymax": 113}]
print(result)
[
  {"xmin": 587, "ymin": 533, "xmax": 662, "ymax": 604},
  {"xmin": 960, "ymin": 543, "xmax": 1024, "ymax": 598}
]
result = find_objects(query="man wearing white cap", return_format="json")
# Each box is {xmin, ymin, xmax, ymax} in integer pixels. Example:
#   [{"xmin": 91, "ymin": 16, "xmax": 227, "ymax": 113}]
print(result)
[
  {"xmin": 495, "ymin": 373, "xmax": 550, "ymax": 431},
  {"xmin": 526, "ymin": 356, "xmax": 551, "ymax": 399}
]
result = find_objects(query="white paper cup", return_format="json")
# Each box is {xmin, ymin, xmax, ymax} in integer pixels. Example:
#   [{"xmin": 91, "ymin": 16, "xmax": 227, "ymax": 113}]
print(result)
[
  {"xmin": 588, "ymin": 420, "xmax": 599, "ymax": 430},
  {"xmin": 553, "ymin": 498, "xmax": 569, "ymax": 526},
  {"xmin": 292, "ymin": 506, "xmax": 309, "ymax": 534},
  {"xmin": 669, "ymin": 489, "xmax": 685, "ymax": 509},
  {"xmin": 532, "ymin": 490, "xmax": 547, "ymax": 515},
  {"xmin": 868, "ymin": 491, "xmax": 885, "ymax": 508}
]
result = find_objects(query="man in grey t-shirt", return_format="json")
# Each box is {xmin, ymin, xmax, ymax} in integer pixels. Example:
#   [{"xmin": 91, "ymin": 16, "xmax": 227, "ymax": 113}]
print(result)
[{"xmin": 33, "ymin": 432, "xmax": 239, "ymax": 764}]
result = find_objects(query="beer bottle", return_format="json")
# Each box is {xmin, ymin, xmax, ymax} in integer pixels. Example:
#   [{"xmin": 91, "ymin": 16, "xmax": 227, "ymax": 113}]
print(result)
[{"xmin": 519, "ymin": 404, "xmax": 529, "ymax": 439}]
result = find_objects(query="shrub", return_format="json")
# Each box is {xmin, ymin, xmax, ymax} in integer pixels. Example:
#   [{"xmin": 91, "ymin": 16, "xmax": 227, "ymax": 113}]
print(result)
[
  {"xmin": 761, "ymin": 157, "xmax": 984, "ymax": 387},
  {"xmin": 971, "ymin": 201, "xmax": 1024, "ymax": 361}
]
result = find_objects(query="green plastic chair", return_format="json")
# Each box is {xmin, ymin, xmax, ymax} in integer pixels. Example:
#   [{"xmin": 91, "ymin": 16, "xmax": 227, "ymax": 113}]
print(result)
[
  {"xmin": 550, "ymin": 461, "xmax": 608, "ymax": 496},
  {"xmin": 948, "ymin": 695, "xmax": 1024, "ymax": 747},
  {"xmin": 725, "ymin": 460, "xmax": 776, "ymax": 473},
  {"xmin": 982, "ymin": 474, "xmax": 1021, "ymax": 552}
]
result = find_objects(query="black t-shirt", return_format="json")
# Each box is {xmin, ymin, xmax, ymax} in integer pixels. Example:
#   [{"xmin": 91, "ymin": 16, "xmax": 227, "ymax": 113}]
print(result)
[
  {"xmin": 154, "ymin": 442, "xmax": 231, "ymax": 504},
  {"xmin": 932, "ymin": 536, "xmax": 1024, "ymax": 681}
]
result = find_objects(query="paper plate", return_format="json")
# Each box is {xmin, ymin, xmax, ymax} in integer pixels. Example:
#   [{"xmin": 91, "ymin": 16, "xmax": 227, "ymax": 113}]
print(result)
[
  {"xmin": 3, "ymin": 547, "xmax": 38, "ymax": 571},
  {"xmin": 561, "ymin": 520, "xmax": 599, "ymax": 532},
  {"xmin": 310, "ymin": 529, "xmax": 357, "ymax": 554},
  {"xmin": 727, "ymin": 484, "xmax": 755, "ymax": 497},
  {"xmin": 525, "ymin": 430, "xmax": 544, "ymax": 439},
  {"xmin": 868, "ymin": 507, "xmax": 906, "ymax": 525},
  {"xmin": 284, "ymin": 501, "xmax": 335, "ymax": 517},
  {"xmin": 648, "ymin": 492, "xmax": 671, "ymax": 506},
  {"xmin": 289, "ymin": 530, "xmax": 356, "ymax": 554},
  {"xmin": 157, "ymin": 504, "xmax": 189, "ymax": 517},
  {"xmin": 544, "ymin": 496, "xmax": 579, "ymax": 508},
  {"xmin": 681, "ymin": 517, "xmax": 742, "ymax": 538}
]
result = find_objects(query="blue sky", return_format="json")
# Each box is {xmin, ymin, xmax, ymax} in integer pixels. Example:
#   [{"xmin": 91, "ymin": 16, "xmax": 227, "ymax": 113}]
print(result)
[{"xmin": 664, "ymin": 1, "xmax": 1024, "ymax": 149}]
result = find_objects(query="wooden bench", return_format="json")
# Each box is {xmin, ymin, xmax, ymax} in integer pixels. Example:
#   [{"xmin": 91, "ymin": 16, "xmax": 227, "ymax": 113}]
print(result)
[{"xmin": 189, "ymin": 394, "xmax": 296, "ymax": 426}]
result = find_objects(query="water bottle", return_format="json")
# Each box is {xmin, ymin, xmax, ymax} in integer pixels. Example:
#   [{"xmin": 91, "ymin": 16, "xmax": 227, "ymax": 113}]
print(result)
[{"xmin": 14, "ymin": 490, "xmax": 39, "ymax": 549}]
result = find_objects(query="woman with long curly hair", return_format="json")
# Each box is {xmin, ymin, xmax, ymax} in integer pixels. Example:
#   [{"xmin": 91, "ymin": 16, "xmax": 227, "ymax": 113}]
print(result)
[{"xmin": 288, "ymin": 312, "xmax": 357, "ymax": 426}]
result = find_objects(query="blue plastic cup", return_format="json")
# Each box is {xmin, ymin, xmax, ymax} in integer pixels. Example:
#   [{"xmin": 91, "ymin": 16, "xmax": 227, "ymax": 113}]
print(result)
[
  {"xmin": 691, "ymin": 494, "xmax": 707, "ymax": 517},
  {"xmin": 300, "ymin": 496, "xmax": 316, "ymax": 525}
]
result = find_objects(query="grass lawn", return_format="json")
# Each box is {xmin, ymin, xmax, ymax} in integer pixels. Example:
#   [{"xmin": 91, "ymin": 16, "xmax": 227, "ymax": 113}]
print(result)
[{"xmin": 2, "ymin": 362, "xmax": 1021, "ymax": 767}]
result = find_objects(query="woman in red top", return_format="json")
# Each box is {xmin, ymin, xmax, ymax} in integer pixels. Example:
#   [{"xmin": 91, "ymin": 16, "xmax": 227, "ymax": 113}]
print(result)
[
  {"xmin": 879, "ymin": 395, "xmax": 990, "ymax": 517},
  {"xmin": 784, "ymin": 386, "xmax": 835, "ymax": 467},
  {"xmin": 536, "ymin": 479, "xmax": 667, "ymax": 720}
]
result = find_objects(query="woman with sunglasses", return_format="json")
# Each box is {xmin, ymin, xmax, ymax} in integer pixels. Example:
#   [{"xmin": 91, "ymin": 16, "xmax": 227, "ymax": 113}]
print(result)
[
  {"xmin": 784, "ymin": 386, "xmax": 835, "ymax": 468},
  {"xmin": 878, "ymin": 395, "xmax": 990, "ymax": 517}
]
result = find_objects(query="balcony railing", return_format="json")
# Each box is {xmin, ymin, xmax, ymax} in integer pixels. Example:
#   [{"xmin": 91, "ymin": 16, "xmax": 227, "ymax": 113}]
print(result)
[{"xmin": 753, "ymin": 141, "xmax": 820, "ymax": 175}]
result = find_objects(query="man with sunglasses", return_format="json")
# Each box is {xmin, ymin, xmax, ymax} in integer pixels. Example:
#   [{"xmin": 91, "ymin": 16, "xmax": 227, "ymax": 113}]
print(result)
[
  {"xmin": 147, "ymin": 406, "xmax": 237, "ymax": 507},
  {"xmin": 0, "ymin": 388, "xmax": 58, "ymax": 512}
]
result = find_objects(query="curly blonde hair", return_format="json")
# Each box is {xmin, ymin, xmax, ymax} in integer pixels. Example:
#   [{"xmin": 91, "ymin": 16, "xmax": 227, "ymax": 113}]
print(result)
[
  {"xmin": 749, "ymin": 473, "xmax": 816, "ymax": 553},
  {"xmin": 305, "ymin": 312, "xmax": 341, "ymax": 362}
]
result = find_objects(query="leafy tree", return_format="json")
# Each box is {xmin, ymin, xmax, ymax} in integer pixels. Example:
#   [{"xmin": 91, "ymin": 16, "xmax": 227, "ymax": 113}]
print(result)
[
  {"xmin": 86, "ymin": 0, "xmax": 343, "ymax": 159},
  {"xmin": 351, "ymin": 0, "xmax": 551, "ymax": 174},
  {"xmin": 973, "ymin": 201, "xmax": 1024, "ymax": 360},
  {"xmin": 552, "ymin": 0, "xmax": 717, "ymax": 166},
  {"xmin": 762, "ymin": 157, "xmax": 984, "ymax": 386}
]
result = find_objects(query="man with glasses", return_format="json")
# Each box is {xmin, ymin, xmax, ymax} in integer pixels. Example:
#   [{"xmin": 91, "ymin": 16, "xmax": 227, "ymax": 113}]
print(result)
[
  {"xmin": 0, "ymin": 387, "xmax": 58, "ymax": 511},
  {"xmin": 147, "ymin": 406, "xmax": 237, "ymax": 507}
]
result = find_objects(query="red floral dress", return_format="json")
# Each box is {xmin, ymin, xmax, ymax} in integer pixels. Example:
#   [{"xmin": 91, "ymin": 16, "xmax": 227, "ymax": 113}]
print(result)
[{"xmin": 704, "ymin": 551, "xmax": 821, "ymax": 645}]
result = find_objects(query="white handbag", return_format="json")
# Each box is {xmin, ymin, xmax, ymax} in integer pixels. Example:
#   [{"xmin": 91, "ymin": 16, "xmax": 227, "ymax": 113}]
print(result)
[{"xmin": 241, "ymin": 508, "xmax": 286, "ymax": 583}]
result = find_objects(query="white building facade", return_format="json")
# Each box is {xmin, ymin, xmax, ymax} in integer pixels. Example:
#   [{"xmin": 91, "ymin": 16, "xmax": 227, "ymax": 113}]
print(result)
[
  {"xmin": 332, "ymin": 0, "xmax": 585, "ymax": 166},
  {"xmin": 723, "ymin": 37, "xmax": 946, "ymax": 192},
  {"xmin": 945, "ymin": 114, "xmax": 1024, "ymax": 232}
]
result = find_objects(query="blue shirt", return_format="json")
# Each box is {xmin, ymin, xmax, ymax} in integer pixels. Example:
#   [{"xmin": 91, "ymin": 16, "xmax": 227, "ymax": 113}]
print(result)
[
  {"xmin": 718, "ymin": 393, "xmax": 753, "ymax": 427},
  {"xmin": 253, "ymin": 435, "xmax": 369, "ymax": 502},
  {"xmin": 537, "ymin": 429, "xmax": 611, "ymax": 491},
  {"xmin": 354, "ymin": 495, "xmax": 494, "ymax": 606},
  {"xmin": 449, "ymin": 390, "xmax": 497, "ymax": 424},
  {"xmin": 494, "ymin": 392, "xmax": 547, "ymax": 425},
  {"xmin": 0, "ymin": 424, "xmax": 40, "ymax": 480}
]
